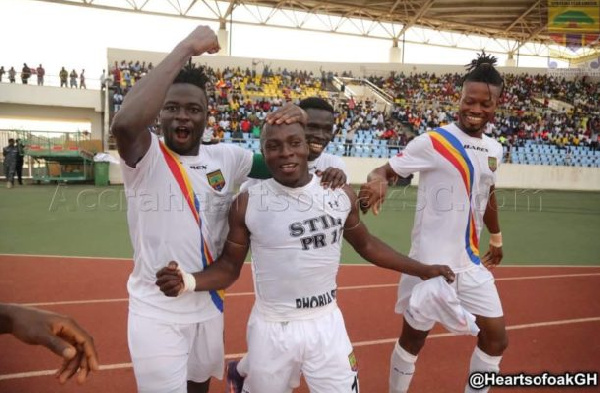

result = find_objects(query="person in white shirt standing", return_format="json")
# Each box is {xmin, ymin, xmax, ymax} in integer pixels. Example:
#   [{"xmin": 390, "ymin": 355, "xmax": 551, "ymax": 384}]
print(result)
[
  {"xmin": 111, "ymin": 25, "xmax": 299, "ymax": 393},
  {"xmin": 359, "ymin": 52, "xmax": 507, "ymax": 393},
  {"xmin": 155, "ymin": 110, "xmax": 455, "ymax": 393}
]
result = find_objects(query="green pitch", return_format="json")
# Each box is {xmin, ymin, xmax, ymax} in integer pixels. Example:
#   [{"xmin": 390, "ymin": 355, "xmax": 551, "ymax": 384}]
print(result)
[{"xmin": 1, "ymin": 184, "xmax": 598, "ymax": 265}]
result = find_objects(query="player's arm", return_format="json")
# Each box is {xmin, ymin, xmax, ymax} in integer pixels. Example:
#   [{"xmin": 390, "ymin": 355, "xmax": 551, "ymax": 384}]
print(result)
[
  {"xmin": 155, "ymin": 192, "xmax": 250, "ymax": 296},
  {"xmin": 247, "ymin": 153, "xmax": 271, "ymax": 179},
  {"xmin": 315, "ymin": 167, "xmax": 347, "ymax": 189},
  {"xmin": 0, "ymin": 303, "xmax": 99, "ymax": 384},
  {"xmin": 341, "ymin": 186, "xmax": 454, "ymax": 282},
  {"xmin": 482, "ymin": 185, "xmax": 503, "ymax": 269},
  {"xmin": 111, "ymin": 25, "xmax": 220, "ymax": 167},
  {"xmin": 358, "ymin": 163, "xmax": 399, "ymax": 215}
]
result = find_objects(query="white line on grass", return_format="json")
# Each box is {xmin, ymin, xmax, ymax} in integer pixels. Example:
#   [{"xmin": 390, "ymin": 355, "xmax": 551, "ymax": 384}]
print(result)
[{"xmin": 1, "ymin": 316, "xmax": 598, "ymax": 381}]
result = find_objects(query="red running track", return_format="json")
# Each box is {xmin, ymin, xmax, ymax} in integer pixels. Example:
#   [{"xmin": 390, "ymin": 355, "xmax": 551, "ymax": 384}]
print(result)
[{"xmin": 1, "ymin": 255, "xmax": 599, "ymax": 392}]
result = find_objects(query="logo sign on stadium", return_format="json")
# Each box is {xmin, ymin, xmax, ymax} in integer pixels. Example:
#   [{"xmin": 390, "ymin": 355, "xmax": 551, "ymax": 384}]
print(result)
[{"xmin": 547, "ymin": 0, "xmax": 600, "ymax": 52}]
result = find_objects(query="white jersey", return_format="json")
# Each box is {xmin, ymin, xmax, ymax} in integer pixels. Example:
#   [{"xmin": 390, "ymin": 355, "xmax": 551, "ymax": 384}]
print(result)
[
  {"xmin": 121, "ymin": 133, "xmax": 253, "ymax": 323},
  {"xmin": 389, "ymin": 123, "xmax": 503, "ymax": 272},
  {"xmin": 307, "ymin": 152, "xmax": 347, "ymax": 176},
  {"xmin": 244, "ymin": 176, "xmax": 351, "ymax": 322}
]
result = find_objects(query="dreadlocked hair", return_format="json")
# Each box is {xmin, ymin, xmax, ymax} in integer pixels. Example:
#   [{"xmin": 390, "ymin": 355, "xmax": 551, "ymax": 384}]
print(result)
[
  {"xmin": 462, "ymin": 51, "xmax": 504, "ymax": 94},
  {"xmin": 173, "ymin": 60, "xmax": 209, "ymax": 91}
]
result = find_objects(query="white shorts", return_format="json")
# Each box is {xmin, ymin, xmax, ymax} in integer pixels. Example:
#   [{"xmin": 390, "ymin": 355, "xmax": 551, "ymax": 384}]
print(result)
[
  {"xmin": 396, "ymin": 264, "xmax": 503, "ymax": 319},
  {"xmin": 127, "ymin": 312, "xmax": 224, "ymax": 393},
  {"xmin": 238, "ymin": 306, "xmax": 359, "ymax": 393}
]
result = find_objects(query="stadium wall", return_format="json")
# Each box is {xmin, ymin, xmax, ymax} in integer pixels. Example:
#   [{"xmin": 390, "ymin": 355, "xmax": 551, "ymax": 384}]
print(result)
[
  {"xmin": 105, "ymin": 152, "xmax": 600, "ymax": 191},
  {"xmin": 345, "ymin": 158, "xmax": 600, "ymax": 191},
  {"xmin": 109, "ymin": 48, "xmax": 594, "ymax": 80},
  {"xmin": 0, "ymin": 83, "xmax": 104, "ymax": 139}
]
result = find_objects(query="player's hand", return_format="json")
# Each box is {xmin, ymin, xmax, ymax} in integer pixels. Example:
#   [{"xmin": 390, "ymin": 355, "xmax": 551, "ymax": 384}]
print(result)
[
  {"xmin": 265, "ymin": 103, "xmax": 307, "ymax": 126},
  {"xmin": 56, "ymin": 344, "xmax": 91, "ymax": 384},
  {"xmin": 482, "ymin": 245, "xmax": 503, "ymax": 270},
  {"xmin": 8, "ymin": 305, "xmax": 99, "ymax": 384},
  {"xmin": 155, "ymin": 261, "xmax": 184, "ymax": 297},
  {"xmin": 182, "ymin": 25, "xmax": 220, "ymax": 56},
  {"xmin": 420, "ymin": 265, "xmax": 455, "ymax": 283},
  {"xmin": 315, "ymin": 168, "xmax": 346, "ymax": 189},
  {"xmin": 358, "ymin": 179, "xmax": 387, "ymax": 215}
]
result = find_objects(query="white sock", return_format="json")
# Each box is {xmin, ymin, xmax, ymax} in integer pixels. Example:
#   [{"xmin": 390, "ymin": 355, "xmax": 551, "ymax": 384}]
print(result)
[
  {"xmin": 389, "ymin": 341, "xmax": 418, "ymax": 393},
  {"xmin": 464, "ymin": 346, "xmax": 502, "ymax": 393},
  {"xmin": 237, "ymin": 355, "xmax": 248, "ymax": 378}
]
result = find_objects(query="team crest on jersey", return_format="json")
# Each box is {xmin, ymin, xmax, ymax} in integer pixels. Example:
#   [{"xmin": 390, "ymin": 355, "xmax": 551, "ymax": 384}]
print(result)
[
  {"xmin": 488, "ymin": 156, "xmax": 498, "ymax": 172},
  {"xmin": 207, "ymin": 170, "xmax": 226, "ymax": 191},
  {"xmin": 348, "ymin": 351, "xmax": 358, "ymax": 372}
]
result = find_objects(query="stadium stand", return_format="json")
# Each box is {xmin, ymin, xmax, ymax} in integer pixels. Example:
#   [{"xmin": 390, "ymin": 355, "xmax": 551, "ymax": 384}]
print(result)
[
  {"xmin": 103, "ymin": 60, "xmax": 600, "ymax": 167},
  {"xmin": 2, "ymin": 58, "xmax": 597, "ymax": 167}
]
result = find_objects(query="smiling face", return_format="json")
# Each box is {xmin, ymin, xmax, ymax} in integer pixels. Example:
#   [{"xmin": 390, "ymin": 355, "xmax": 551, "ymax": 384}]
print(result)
[
  {"xmin": 261, "ymin": 122, "xmax": 310, "ymax": 188},
  {"xmin": 304, "ymin": 108, "xmax": 335, "ymax": 161},
  {"xmin": 160, "ymin": 83, "xmax": 208, "ymax": 155},
  {"xmin": 457, "ymin": 81, "xmax": 501, "ymax": 138}
]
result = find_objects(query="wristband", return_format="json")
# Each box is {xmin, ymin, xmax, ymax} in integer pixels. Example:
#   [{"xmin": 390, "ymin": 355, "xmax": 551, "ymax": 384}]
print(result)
[
  {"xmin": 489, "ymin": 232, "xmax": 503, "ymax": 247},
  {"xmin": 179, "ymin": 270, "xmax": 197, "ymax": 295}
]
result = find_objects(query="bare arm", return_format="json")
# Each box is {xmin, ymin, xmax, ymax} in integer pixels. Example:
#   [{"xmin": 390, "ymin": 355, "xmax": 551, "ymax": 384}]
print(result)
[
  {"xmin": 341, "ymin": 186, "xmax": 454, "ymax": 281},
  {"xmin": 111, "ymin": 25, "xmax": 220, "ymax": 167},
  {"xmin": 482, "ymin": 185, "xmax": 503, "ymax": 269},
  {"xmin": 0, "ymin": 303, "xmax": 99, "ymax": 384},
  {"xmin": 156, "ymin": 192, "xmax": 250, "ymax": 296},
  {"xmin": 357, "ymin": 163, "xmax": 399, "ymax": 215},
  {"xmin": 483, "ymin": 185, "xmax": 500, "ymax": 234}
]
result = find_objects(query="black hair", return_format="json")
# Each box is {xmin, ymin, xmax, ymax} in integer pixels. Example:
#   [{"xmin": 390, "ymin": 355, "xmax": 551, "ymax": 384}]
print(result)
[
  {"xmin": 462, "ymin": 51, "xmax": 504, "ymax": 95},
  {"xmin": 173, "ymin": 61, "xmax": 209, "ymax": 91},
  {"xmin": 298, "ymin": 97, "xmax": 334, "ymax": 114}
]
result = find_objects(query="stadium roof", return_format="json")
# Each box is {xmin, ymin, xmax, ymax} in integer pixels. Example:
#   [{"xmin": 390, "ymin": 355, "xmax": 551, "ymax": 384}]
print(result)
[
  {"xmin": 248, "ymin": 0, "xmax": 553, "ymax": 44},
  {"xmin": 36, "ymin": 0, "xmax": 599, "ymax": 59}
]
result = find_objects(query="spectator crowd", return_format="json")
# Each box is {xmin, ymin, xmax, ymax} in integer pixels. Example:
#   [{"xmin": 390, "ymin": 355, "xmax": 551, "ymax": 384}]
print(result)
[
  {"xmin": 3, "ymin": 58, "xmax": 598, "ymax": 164},
  {"xmin": 1, "ymin": 63, "xmax": 89, "ymax": 88}
]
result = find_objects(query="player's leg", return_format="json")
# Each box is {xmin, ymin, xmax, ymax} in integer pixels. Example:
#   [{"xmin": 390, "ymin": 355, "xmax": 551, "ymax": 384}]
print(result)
[
  {"xmin": 390, "ymin": 275, "xmax": 431, "ymax": 393},
  {"xmin": 7, "ymin": 164, "xmax": 16, "ymax": 187},
  {"xmin": 16, "ymin": 160, "xmax": 23, "ymax": 185},
  {"xmin": 457, "ymin": 266, "xmax": 508, "ymax": 393},
  {"xmin": 187, "ymin": 314, "xmax": 225, "ymax": 393},
  {"xmin": 239, "ymin": 309, "xmax": 300, "ymax": 393},
  {"xmin": 186, "ymin": 380, "xmax": 209, "ymax": 393},
  {"xmin": 463, "ymin": 315, "xmax": 507, "ymax": 393},
  {"xmin": 302, "ymin": 308, "xmax": 359, "ymax": 393},
  {"xmin": 389, "ymin": 319, "xmax": 430, "ymax": 393},
  {"xmin": 127, "ymin": 313, "xmax": 191, "ymax": 393}
]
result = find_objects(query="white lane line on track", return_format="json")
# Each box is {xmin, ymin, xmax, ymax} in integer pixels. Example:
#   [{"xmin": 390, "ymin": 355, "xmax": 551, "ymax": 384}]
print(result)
[
  {"xmin": 19, "ymin": 272, "xmax": 600, "ymax": 308},
  {"xmin": 2, "ymin": 316, "xmax": 599, "ymax": 381}
]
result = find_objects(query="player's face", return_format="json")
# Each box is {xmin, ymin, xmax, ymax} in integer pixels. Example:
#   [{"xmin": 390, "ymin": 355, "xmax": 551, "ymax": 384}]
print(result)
[
  {"xmin": 262, "ymin": 123, "xmax": 310, "ymax": 188},
  {"xmin": 304, "ymin": 108, "xmax": 335, "ymax": 161},
  {"xmin": 160, "ymin": 83, "xmax": 207, "ymax": 155},
  {"xmin": 458, "ymin": 81, "xmax": 501, "ymax": 137}
]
